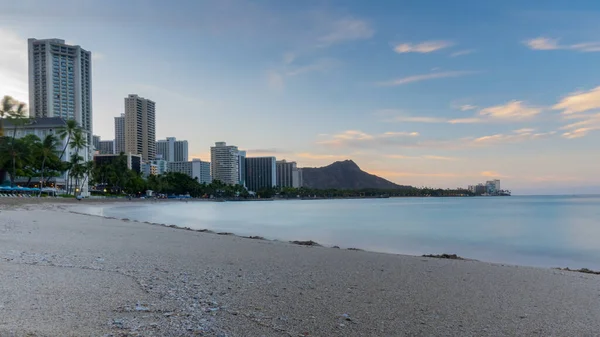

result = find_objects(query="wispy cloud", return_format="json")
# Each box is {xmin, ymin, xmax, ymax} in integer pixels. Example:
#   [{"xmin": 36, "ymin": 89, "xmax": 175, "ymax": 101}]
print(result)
[
  {"xmin": 524, "ymin": 37, "xmax": 600, "ymax": 52},
  {"xmin": 481, "ymin": 171, "xmax": 507, "ymax": 178},
  {"xmin": 450, "ymin": 49, "xmax": 475, "ymax": 57},
  {"xmin": 393, "ymin": 40, "xmax": 453, "ymax": 53},
  {"xmin": 378, "ymin": 71, "xmax": 476, "ymax": 86},
  {"xmin": 392, "ymin": 116, "xmax": 447, "ymax": 123},
  {"xmin": 560, "ymin": 112, "xmax": 600, "ymax": 138},
  {"xmin": 472, "ymin": 129, "xmax": 555, "ymax": 145},
  {"xmin": 447, "ymin": 118, "xmax": 485, "ymax": 124},
  {"xmin": 553, "ymin": 86, "xmax": 600, "ymax": 114},
  {"xmin": 268, "ymin": 58, "xmax": 337, "ymax": 90},
  {"xmin": 459, "ymin": 104, "xmax": 478, "ymax": 111},
  {"xmin": 479, "ymin": 100, "xmax": 542, "ymax": 120},
  {"xmin": 284, "ymin": 58, "xmax": 338, "ymax": 76},
  {"xmin": 318, "ymin": 17, "xmax": 374, "ymax": 46},
  {"xmin": 318, "ymin": 130, "xmax": 419, "ymax": 148}
]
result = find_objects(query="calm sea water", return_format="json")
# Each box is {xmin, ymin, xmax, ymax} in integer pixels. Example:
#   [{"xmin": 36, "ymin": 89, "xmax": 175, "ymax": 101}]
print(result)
[{"xmin": 80, "ymin": 196, "xmax": 600, "ymax": 269}]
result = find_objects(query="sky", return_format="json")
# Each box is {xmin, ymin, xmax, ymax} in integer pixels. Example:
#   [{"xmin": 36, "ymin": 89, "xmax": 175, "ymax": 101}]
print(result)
[{"xmin": 1, "ymin": 0, "xmax": 600, "ymax": 194}]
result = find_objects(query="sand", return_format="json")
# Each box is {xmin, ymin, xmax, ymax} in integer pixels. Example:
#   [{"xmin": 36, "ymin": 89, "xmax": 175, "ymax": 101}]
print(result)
[{"xmin": 1, "ymin": 200, "xmax": 599, "ymax": 336}]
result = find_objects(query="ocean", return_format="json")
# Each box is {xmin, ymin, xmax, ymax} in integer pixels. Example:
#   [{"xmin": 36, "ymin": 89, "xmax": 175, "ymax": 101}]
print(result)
[{"xmin": 80, "ymin": 195, "xmax": 600, "ymax": 270}]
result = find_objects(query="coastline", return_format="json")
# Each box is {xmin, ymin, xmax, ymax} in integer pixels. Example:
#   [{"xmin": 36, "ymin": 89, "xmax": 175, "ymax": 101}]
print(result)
[{"xmin": 1, "ymin": 200, "xmax": 599, "ymax": 336}]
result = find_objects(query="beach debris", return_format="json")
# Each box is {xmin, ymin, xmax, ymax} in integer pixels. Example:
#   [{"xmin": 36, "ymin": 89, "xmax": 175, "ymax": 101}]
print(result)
[
  {"xmin": 244, "ymin": 236, "xmax": 266, "ymax": 240},
  {"xmin": 290, "ymin": 240, "xmax": 321, "ymax": 246},
  {"xmin": 557, "ymin": 267, "xmax": 600, "ymax": 275},
  {"xmin": 217, "ymin": 232, "xmax": 234, "ymax": 236},
  {"xmin": 422, "ymin": 253, "xmax": 464, "ymax": 260},
  {"xmin": 347, "ymin": 248, "xmax": 363, "ymax": 251},
  {"xmin": 135, "ymin": 303, "xmax": 150, "ymax": 312}
]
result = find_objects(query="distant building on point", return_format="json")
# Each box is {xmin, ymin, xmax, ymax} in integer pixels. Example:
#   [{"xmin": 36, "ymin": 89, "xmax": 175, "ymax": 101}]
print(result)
[
  {"xmin": 210, "ymin": 142, "xmax": 239, "ymax": 185},
  {"xmin": 156, "ymin": 137, "xmax": 188, "ymax": 162},
  {"xmin": 276, "ymin": 160, "xmax": 301, "ymax": 188},
  {"xmin": 245, "ymin": 157, "xmax": 277, "ymax": 192}
]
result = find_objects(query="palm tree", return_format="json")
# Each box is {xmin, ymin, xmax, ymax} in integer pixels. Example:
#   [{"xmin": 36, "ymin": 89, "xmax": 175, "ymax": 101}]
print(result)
[
  {"xmin": 0, "ymin": 96, "xmax": 15, "ymax": 137},
  {"xmin": 7, "ymin": 101, "xmax": 28, "ymax": 187},
  {"xmin": 57, "ymin": 119, "xmax": 78, "ymax": 161},
  {"xmin": 38, "ymin": 134, "xmax": 59, "ymax": 196},
  {"xmin": 67, "ymin": 129, "xmax": 86, "ymax": 195}
]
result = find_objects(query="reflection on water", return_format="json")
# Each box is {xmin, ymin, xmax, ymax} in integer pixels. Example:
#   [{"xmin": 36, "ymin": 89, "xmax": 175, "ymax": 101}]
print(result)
[{"xmin": 82, "ymin": 195, "xmax": 600, "ymax": 269}]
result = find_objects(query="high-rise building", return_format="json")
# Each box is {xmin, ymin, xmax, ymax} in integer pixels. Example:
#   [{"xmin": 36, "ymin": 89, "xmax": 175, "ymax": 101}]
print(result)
[
  {"xmin": 98, "ymin": 140, "xmax": 115, "ymax": 154},
  {"xmin": 92, "ymin": 135, "xmax": 100, "ymax": 152},
  {"xmin": 210, "ymin": 142, "xmax": 239, "ymax": 185},
  {"xmin": 276, "ymin": 160, "xmax": 301, "ymax": 188},
  {"xmin": 168, "ymin": 159, "xmax": 211, "ymax": 184},
  {"xmin": 156, "ymin": 137, "xmax": 188, "ymax": 162},
  {"xmin": 93, "ymin": 153, "xmax": 142, "ymax": 173},
  {"xmin": 486, "ymin": 180, "xmax": 501, "ymax": 194},
  {"xmin": 114, "ymin": 113, "xmax": 125, "ymax": 154},
  {"xmin": 124, "ymin": 94, "xmax": 156, "ymax": 161},
  {"xmin": 149, "ymin": 158, "xmax": 169, "ymax": 175},
  {"xmin": 28, "ymin": 38, "xmax": 92, "ymax": 144},
  {"xmin": 238, "ymin": 150, "xmax": 246, "ymax": 186},
  {"xmin": 245, "ymin": 157, "xmax": 277, "ymax": 192}
]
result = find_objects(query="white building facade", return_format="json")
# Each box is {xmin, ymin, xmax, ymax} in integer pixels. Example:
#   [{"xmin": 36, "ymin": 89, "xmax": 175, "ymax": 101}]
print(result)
[
  {"xmin": 168, "ymin": 159, "xmax": 211, "ymax": 184},
  {"xmin": 210, "ymin": 142, "xmax": 239, "ymax": 185},
  {"xmin": 156, "ymin": 137, "xmax": 188, "ymax": 162},
  {"xmin": 28, "ymin": 38, "xmax": 92, "ymax": 145}
]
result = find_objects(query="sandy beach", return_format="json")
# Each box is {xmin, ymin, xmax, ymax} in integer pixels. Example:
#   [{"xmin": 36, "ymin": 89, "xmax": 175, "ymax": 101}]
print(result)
[{"xmin": 1, "ymin": 200, "xmax": 599, "ymax": 336}]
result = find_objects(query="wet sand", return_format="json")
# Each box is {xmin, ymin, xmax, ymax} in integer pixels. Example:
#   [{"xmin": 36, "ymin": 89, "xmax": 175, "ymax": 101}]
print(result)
[{"xmin": 1, "ymin": 200, "xmax": 599, "ymax": 336}]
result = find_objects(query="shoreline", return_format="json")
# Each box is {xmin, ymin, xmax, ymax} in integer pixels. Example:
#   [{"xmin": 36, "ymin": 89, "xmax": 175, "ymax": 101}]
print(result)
[{"xmin": 1, "ymin": 201, "xmax": 600, "ymax": 336}]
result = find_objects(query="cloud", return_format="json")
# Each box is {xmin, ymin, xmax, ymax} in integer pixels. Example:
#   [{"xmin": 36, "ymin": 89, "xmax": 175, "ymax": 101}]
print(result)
[
  {"xmin": 459, "ymin": 104, "xmax": 478, "ymax": 111},
  {"xmin": 473, "ymin": 129, "xmax": 555, "ymax": 145},
  {"xmin": 318, "ymin": 17, "xmax": 374, "ymax": 46},
  {"xmin": 268, "ymin": 58, "xmax": 337, "ymax": 90},
  {"xmin": 378, "ymin": 71, "xmax": 476, "ymax": 86},
  {"xmin": 450, "ymin": 49, "xmax": 475, "ymax": 57},
  {"xmin": 318, "ymin": 130, "xmax": 419, "ymax": 148},
  {"xmin": 387, "ymin": 154, "xmax": 457, "ymax": 161},
  {"xmin": 525, "ymin": 37, "xmax": 600, "ymax": 52},
  {"xmin": 0, "ymin": 28, "xmax": 28, "ymax": 103},
  {"xmin": 553, "ymin": 86, "xmax": 600, "ymax": 114},
  {"xmin": 393, "ymin": 40, "xmax": 453, "ymax": 54},
  {"xmin": 447, "ymin": 117, "xmax": 485, "ymax": 124},
  {"xmin": 296, "ymin": 152, "xmax": 350, "ymax": 160},
  {"xmin": 285, "ymin": 58, "xmax": 338, "ymax": 76},
  {"xmin": 369, "ymin": 170, "xmax": 463, "ymax": 178},
  {"xmin": 479, "ymin": 100, "xmax": 542, "ymax": 120},
  {"xmin": 513, "ymin": 128, "xmax": 536, "ymax": 134},
  {"xmin": 392, "ymin": 116, "xmax": 447, "ymax": 123},
  {"xmin": 560, "ymin": 112, "xmax": 600, "ymax": 138}
]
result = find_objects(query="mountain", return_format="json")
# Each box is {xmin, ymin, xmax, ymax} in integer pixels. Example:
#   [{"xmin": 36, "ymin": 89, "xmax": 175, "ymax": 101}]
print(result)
[{"xmin": 300, "ymin": 160, "xmax": 410, "ymax": 190}]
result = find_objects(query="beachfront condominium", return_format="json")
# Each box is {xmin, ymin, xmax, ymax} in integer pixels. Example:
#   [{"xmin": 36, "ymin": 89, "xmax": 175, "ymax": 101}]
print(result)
[
  {"xmin": 168, "ymin": 159, "xmax": 212, "ymax": 184},
  {"xmin": 114, "ymin": 113, "xmax": 125, "ymax": 154},
  {"xmin": 210, "ymin": 142, "xmax": 239, "ymax": 185},
  {"xmin": 156, "ymin": 137, "xmax": 188, "ymax": 162},
  {"xmin": 125, "ymin": 94, "xmax": 156, "ymax": 161},
  {"xmin": 98, "ymin": 140, "xmax": 115, "ymax": 155},
  {"xmin": 238, "ymin": 150, "xmax": 246, "ymax": 186},
  {"xmin": 276, "ymin": 160, "xmax": 301, "ymax": 188},
  {"xmin": 245, "ymin": 157, "xmax": 277, "ymax": 192},
  {"xmin": 92, "ymin": 135, "xmax": 100, "ymax": 152},
  {"xmin": 28, "ymin": 38, "xmax": 92, "ymax": 144}
]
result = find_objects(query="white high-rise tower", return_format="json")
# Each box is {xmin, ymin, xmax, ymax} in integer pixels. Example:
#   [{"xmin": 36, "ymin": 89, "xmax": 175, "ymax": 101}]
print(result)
[{"xmin": 28, "ymin": 38, "xmax": 92, "ymax": 142}]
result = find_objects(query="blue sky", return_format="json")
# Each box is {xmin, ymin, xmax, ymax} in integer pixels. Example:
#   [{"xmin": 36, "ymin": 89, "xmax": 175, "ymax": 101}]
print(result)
[{"xmin": 1, "ymin": 0, "xmax": 600, "ymax": 194}]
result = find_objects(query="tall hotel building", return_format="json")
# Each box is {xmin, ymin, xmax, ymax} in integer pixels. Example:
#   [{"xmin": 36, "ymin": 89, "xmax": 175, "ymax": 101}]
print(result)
[
  {"xmin": 210, "ymin": 142, "xmax": 239, "ymax": 185},
  {"xmin": 114, "ymin": 113, "xmax": 125, "ymax": 154},
  {"xmin": 245, "ymin": 157, "xmax": 277, "ymax": 192},
  {"xmin": 124, "ymin": 94, "xmax": 156, "ymax": 160},
  {"xmin": 28, "ymin": 38, "xmax": 92, "ymax": 143},
  {"xmin": 157, "ymin": 137, "xmax": 188, "ymax": 162}
]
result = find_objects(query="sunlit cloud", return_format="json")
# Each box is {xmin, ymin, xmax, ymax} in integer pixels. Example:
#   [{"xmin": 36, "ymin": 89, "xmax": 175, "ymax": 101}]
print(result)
[
  {"xmin": 369, "ymin": 170, "xmax": 463, "ymax": 178},
  {"xmin": 553, "ymin": 86, "xmax": 600, "ymax": 114},
  {"xmin": 473, "ymin": 130, "xmax": 555, "ymax": 145},
  {"xmin": 480, "ymin": 171, "xmax": 508, "ymax": 178},
  {"xmin": 514, "ymin": 128, "xmax": 536, "ymax": 134},
  {"xmin": 393, "ymin": 40, "xmax": 453, "ymax": 53},
  {"xmin": 295, "ymin": 152, "xmax": 350, "ymax": 160},
  {"xmin": 562, "ymin": 127, "xmax": 599, "ymax": 139},
  {"xmin": 377, "ymin": 71, "xmax": 476, "ymax": 86},
  {"xmin": 525, "ymin": 37, "xmax": 600, "ymax": 52},
  {"xmin": 479, "ymin": 100, "xmax": 542, "ymax": 120},
  {"xmin": 459, "ymin": 104, "xmax": 478, "ymax": 111}
]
